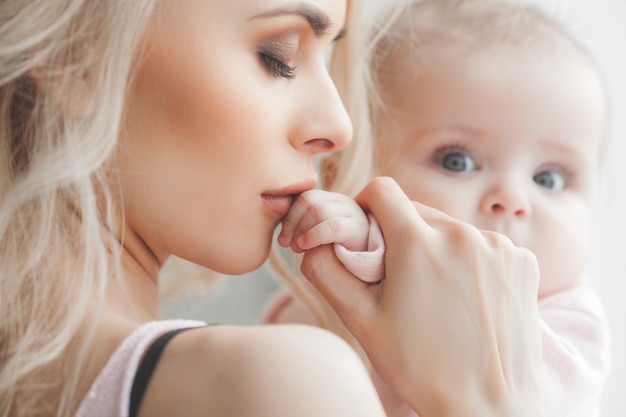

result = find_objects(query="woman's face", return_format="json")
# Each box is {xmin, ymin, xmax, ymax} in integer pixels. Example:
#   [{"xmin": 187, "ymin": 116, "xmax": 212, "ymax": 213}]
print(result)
[{"xmin": 117, "ymin": 0, "xmax": 351, "ymax": 274}]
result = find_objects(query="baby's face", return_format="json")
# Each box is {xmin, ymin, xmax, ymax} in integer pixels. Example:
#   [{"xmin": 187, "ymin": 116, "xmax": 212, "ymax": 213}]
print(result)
[{"xmin": 376, "ymin": 44, "xmax": 606, "ymax": 297}]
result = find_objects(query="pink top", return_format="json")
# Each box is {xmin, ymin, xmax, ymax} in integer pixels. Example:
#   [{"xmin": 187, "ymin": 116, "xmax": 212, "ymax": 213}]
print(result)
[
  {"xmin": 74, "ymin": 319, "xmax": 206, "ymax": 417},
  {"xmin": 264, "ymin": 221, "xmax": 611, "ymax": 417}
]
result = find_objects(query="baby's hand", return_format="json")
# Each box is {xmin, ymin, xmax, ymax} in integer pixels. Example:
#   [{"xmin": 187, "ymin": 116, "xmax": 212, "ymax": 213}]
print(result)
[{"xmin": 278, "ymin": 190, "xmax": 369, "ymax": 253}]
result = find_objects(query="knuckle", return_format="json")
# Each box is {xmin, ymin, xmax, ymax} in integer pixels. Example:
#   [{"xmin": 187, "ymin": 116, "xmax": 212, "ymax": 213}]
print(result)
[{"xmin": 307, "ymin": 204, "xmax": 327, "ymax": 224}]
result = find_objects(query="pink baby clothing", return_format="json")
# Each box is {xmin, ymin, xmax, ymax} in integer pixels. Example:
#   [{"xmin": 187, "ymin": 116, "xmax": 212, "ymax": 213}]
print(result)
[
  {"xmin": 264, "ymin": 220, "xmax": 611, "ymax": 417},
  {"xmin": 74, "ymin": 319, "xmax": 206, "ymax": 417},
  {"xmin": 539, "ymin": 284, "xmax": 611, "ymax": 417},
  {"xmin": 333, "ymin": 214, "xmax": 386, "ymax": 282}
]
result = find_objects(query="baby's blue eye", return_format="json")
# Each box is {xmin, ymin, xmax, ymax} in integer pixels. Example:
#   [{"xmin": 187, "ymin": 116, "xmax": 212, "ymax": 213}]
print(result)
[
  {"xmin": 533, "ymin": 170, "xmax": 565, "ymax": 191},
  {"xmin": 441, "ymin": 152, "xmax": 476, "ymax": 172}
]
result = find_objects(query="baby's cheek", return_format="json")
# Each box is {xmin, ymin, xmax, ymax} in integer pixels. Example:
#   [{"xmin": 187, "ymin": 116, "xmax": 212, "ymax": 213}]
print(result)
[{"xmin": 535, "ymin": 216, "xmax": 592, "ymax": 299}]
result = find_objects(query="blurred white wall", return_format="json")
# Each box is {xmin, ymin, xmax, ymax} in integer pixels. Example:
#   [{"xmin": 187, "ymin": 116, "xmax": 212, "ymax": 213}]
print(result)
[{"xmin": 561, "ymin": 2, "xmax": 626, "ymax": 416}]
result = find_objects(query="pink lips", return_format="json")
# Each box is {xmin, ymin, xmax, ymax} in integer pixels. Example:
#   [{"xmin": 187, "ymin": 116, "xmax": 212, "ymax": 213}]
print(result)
[
  {"xmin": 262, "ymin": 178, "xmax": 318, "ymax": 218},
  {"xmin": 261, "ymin": 194, "xmax": 295, "ymax": 218}
]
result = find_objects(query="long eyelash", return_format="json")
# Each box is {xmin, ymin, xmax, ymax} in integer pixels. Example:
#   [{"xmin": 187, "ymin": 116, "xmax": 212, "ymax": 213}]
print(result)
[{"xmin": 259, "ymin": 52, "xmax": 296, "ymax": 79}]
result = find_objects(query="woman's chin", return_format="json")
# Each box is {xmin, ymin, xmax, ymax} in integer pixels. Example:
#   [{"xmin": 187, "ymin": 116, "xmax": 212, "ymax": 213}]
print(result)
[{"xmin": 214, "ymin": 247, "xmax": 271, "ymax": 276}]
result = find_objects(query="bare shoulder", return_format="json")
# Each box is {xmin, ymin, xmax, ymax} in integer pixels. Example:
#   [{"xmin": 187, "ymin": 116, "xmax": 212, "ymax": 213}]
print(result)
[{"xmin": 138, "ymin": 324, "xmax": 385, "ymax": 417}]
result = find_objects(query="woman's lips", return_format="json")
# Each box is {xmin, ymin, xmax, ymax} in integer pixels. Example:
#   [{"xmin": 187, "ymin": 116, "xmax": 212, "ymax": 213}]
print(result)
[
  {"xmin": 261, "ymin": 193, "xmax": 295, "ymax": 218},
  {"xmin": 262, "ymin": 178, "xmax": 318, "ymax": 218}
]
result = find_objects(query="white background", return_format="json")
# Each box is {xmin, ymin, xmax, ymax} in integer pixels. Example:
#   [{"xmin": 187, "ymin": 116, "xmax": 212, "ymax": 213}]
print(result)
[
  {"xmin": 163, "ymin": 1, "xmax": 626, "ymax": 415},
  {"xmin": 564, "ymin": 2, "xmax": 626, "ymax": 416}
]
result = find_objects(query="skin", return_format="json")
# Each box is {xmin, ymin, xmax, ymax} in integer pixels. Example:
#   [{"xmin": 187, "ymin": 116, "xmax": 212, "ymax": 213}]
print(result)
[
  {"xmin": 75, "ymin": 1, "xmax": 391, "ymax": 417},
  {"xmin": 273, "ymin": 37, "xmax": 605, "ymax": 417},
  {"xmin": 375, "ymin": 43, "xmax": 606, "ymax": 297}
]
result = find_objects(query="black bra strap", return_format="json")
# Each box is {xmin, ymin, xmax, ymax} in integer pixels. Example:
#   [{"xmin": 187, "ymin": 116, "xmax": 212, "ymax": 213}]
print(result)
[{"xmin": 129, "ymin": 327, "xmax": 198, "ymax": 417}]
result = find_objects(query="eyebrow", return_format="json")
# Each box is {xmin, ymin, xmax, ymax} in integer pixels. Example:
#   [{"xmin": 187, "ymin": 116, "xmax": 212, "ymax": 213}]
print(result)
[
  {"xmin": 251, "ymin": 2, "xmax": 346, "ymax": 41},
  {"xmin": 539, "ymin": 138, "xmax": 591, "ymax": 166},
  {"xmin": 410, "ymin": 125, "xmax": 485, "ymax": 139}
]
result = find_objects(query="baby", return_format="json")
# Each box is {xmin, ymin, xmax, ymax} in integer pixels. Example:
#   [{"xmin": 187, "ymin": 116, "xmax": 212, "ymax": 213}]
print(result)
[{"xmin": 264, "ymin": 1, "xmax": 611, "ymax": 416}]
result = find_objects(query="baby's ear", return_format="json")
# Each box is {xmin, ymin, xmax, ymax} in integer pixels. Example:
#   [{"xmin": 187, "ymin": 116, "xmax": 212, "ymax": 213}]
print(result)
[{"xmin": 321, "ymin": 155, "xmax": 339, "ymax": 190}]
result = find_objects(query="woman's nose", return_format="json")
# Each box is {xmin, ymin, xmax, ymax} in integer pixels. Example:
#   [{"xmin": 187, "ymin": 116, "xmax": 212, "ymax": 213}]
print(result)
[
  {"xmin": 289, "ymin": 72, "xmax": 353, "ymax": 154},
  {"xmin": 480, "ymin": 183, "xmax": 531, "ymax": 218}
]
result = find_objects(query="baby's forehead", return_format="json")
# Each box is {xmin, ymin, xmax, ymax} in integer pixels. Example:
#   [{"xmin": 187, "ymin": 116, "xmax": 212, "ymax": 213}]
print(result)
[
  {"xmin": 387, "ymin": 34, "xmax": 609, "ymax": 154},
  {"xmin": 370, "ymin": 2, "xmax": 610, "ymax": 146},
  {"xmin": 394, "ymin": 23, "xmax": 594, "ymax": 71},
  {"xmin": 376, "ymin": 48, "xmax": 607, "ymax": 166}
]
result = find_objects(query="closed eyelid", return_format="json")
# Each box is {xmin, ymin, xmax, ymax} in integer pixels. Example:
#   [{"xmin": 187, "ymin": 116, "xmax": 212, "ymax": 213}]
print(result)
[{"xmin": 259, "ymin": 38, "xmax": 298, "ymax": 59}]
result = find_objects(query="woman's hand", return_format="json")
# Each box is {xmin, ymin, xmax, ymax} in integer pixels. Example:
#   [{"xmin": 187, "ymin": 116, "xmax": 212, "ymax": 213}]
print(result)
[{"xmin": 300, "ymin": 177, "xmax": 545, "ymax": 417}]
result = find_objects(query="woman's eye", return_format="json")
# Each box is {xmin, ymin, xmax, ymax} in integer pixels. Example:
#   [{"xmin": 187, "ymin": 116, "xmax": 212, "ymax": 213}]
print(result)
[
  {"xmin": 533, "ymin": 170, "xmax": 565, "ymax": 191},
  {"xmin": 259, "ymin": 51, "xmax": 296, "ymax": 79},
  {"xmin": 439, "ymin": 151, "xmax": 476, "ymax": 172}
]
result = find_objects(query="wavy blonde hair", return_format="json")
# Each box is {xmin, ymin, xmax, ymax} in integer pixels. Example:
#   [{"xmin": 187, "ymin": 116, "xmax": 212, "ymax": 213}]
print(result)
[
  {"xmin": 269, "ymin": 0, "xmax": 609, "ymax": 355},
  {"xmin": 0, "ymin": 1, "xmax": 155, "ymax": 415}
]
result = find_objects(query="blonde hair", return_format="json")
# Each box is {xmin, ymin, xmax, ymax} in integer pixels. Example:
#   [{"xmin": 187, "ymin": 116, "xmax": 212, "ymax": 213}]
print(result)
[
  {"xmin": 0, "ymin": 1, "xmax": 155, "ymax": 415},
  {"xmin": 269, "ymin": 0, "xmax": 609, "ymax": 354}
]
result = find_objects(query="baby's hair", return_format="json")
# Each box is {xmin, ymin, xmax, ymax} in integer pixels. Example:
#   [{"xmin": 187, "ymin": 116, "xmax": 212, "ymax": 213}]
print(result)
[
  {"xmin": 0, "ymin": 1, "xmax": 155, "ymax": 415},
  {"xmin": 269, "ymin": 0, "xmax": 610, "ymax": 357}
]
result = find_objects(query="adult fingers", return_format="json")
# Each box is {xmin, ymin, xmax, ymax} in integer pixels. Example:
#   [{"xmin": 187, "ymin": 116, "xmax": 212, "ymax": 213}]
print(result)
[{"xmin": 300, "ymin": 244, "xmax": 378, "ymax": 329}]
